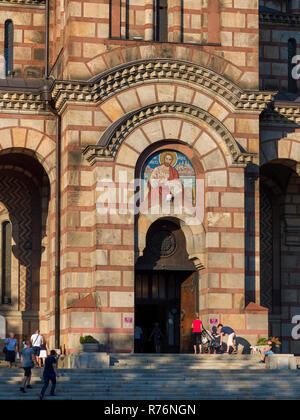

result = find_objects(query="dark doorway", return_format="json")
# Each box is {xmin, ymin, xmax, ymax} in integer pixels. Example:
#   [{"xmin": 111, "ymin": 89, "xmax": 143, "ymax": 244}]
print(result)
[{"xmin": 135, "ymin": 270, "xmax": 196, "ymax": 353}]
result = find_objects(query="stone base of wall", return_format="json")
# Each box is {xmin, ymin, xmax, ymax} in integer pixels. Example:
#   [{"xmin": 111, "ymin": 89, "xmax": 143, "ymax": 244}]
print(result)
[
  {"xmin": 58, "ymin": 352, "xmax": 110, "ymax": 369},
  {"xmin": 266, "ymin": 354, "xmax": 297, "ymax": 370}
]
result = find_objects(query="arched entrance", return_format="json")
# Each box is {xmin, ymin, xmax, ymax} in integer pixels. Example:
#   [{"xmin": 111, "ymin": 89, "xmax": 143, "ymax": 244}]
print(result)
[
  {"xmin": 135, "ymin": 218, "xmax": 198, "ymax": 354},
  {"xmin": 133, "ymin": 141, "xmax": 205, "ymax": 354},
  {"xmin": 0, "ymin": 152, "xmax": 50, "ymax": 341},
  {"xmin": 260, "ymin": 159, "xmax": 300, "ymax": 354}
]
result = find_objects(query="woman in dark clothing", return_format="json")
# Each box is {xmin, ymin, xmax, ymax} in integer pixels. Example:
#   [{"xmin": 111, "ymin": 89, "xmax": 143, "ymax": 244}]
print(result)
[{"xmin": 149, "ymin": 323, "xmax": 164, "ymax": 353}]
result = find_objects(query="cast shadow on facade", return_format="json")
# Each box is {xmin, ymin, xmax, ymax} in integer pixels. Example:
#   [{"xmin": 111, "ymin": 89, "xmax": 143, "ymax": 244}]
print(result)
[
  {"xmin": 0, "ymin": 151, "xmax": 50, "ymax": 337},
  {"xmin": 258, "ymin": 111, "xmax": 300, "ymax": 352}
]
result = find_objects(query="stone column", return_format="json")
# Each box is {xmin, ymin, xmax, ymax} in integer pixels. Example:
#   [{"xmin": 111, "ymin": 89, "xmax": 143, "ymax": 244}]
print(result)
[
  {"xmin": 145, "ymin": 0, "xmax": 154, "ymax": 41},
  {"xmin": 288, "ymin": 0, "xmax": 300, "ymax": 13},
  {"xmin": 207, "ymin": 0, "xmax": 220, "ymax": 44},
  {"xmin": 168, "ymin": 0, "xmax": 182, "ymax": 43}
]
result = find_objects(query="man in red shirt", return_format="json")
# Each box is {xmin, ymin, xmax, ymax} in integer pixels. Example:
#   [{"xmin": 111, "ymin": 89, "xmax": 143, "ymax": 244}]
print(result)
[{"xmin": 192, "ymin": 314, "xmax": 203, "ymax": 354}]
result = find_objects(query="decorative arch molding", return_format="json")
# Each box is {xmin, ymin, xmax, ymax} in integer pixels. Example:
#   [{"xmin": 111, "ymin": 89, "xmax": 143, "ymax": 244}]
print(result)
[
  {"xmin": 0, "ymin": 127, "xmax": 56, "ymax": 183},
  {"xmin": 260, "ymin": 134, "xmax": 300, "ymax": 167},
  {"xmin": 83, "ymin": 102, "xmax": 254, "ymax": 167},
  {"xmin": 53, "ymin": 59, "xmax": 274, "ymax": 113},
  {"xmin": 136, "ymin": 215, "xmax": 206, "ymax": 271}
]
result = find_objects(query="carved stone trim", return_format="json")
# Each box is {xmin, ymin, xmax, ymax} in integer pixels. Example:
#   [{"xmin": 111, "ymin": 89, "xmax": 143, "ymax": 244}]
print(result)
[
  {"xmin": 261, "ymin": 104, "xmax": 300, "ymax": 125},
  {"xmin": 0, "ymin": 0, "xmax": 44, "ymax": 5},
  {"xmin": 260, "ymin": 11, "xmax": 300, "ymax": 27},
  {"xmin": 0, "ymin": 90, "xmax": 47, "ymax": 112},
  {"xmin": 52, "ymin": 60, "xmax": 275, "ymax": 113},
  {"xmin": 0, "ymin": 60, "xmax": 276, "ymax": 113},
  {"xmin": 82, "ymin": 102, "xmax": 255, "ymax": 166}
]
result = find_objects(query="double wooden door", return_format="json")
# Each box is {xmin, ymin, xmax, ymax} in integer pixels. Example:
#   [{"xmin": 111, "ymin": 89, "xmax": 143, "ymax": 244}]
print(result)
[{"xmin": 135, "ymin": 271, "xmax": 198, "ymax": 353}]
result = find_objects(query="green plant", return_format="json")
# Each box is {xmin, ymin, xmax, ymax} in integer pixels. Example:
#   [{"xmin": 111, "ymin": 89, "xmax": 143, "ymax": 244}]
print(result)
[
  {"xmin": 79, "ymin": 335, "xmax": 98, "ymax": 344},
  {"xmin": 270, "ymin": 336, "xmax": 281, "ymax": 346},
  {"xmin": 256, "ymin": 337, "xmax": 268, "ymax": 346}
]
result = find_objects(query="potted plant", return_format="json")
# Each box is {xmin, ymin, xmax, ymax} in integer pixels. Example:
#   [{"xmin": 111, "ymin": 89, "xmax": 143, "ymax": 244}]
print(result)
[
  {"xmin": 80, "ymin": 335, "xmax": 99, "ymax": 353},
  {"xmin": 256, "ymin": 337, "xmax": 270, "ymax": 355},
  {"xmin": 256, "ymin": 337, "xmax": 282, "ymax": 355}
]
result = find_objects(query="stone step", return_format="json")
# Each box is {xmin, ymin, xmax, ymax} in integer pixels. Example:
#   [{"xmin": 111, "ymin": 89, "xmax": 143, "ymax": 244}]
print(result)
[
  {"xmin": 2, "ymin": 384, "xmax": 300, "ymax": 392},
  {"xmin": 0, "ymin": 389, "xmax": 299, "ymax": 399},
  {"xmin": 110, "ymin": 354, "xmax": 261, "ymax": 360}
]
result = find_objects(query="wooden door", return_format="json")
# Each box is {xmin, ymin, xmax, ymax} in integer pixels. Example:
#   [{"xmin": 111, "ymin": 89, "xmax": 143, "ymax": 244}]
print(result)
[{"xmin": 180, "ymin": 272, "xmax": 198, "ymax": 353}]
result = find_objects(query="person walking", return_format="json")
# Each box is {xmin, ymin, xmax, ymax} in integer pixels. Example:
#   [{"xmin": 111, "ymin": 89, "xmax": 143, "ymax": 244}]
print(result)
[
  {"xmin": 217, "ymin": 324, "xmax": 236, "ymax": 354},
  {"xmin": 39, "ymin": 339, "xmax": 49, "ymax": 367},
  {"xmin": 134, "ymin": 325, "xmax": 143, "ymax": 353},
  {"xmin": 149, "ymin": 323, "xmax": 164, "ymax": 353},
  {"xmin": 191, "ymin": 313, "xmax": 203, "ymax": 355},
  {"xmin": 4, "ymin": 332, "xmax": 18, "ymax": 368},
  {"xmin": 20, "ymin": 340, "xmax": 35, "ymax": 393},
  {"xmin": 40, "ymin": 350, "xmax": 59, "ymax": 400},
  {"xmin": 30, "ymin": 329, "xmax": 43, "ymax": 368}
]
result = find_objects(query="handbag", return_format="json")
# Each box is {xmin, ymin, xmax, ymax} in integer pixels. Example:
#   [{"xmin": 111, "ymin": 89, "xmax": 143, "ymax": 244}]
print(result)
[
  {"xmin": 33, "ymin": 334, "xmax": 40, "ymax": 347},
  {"xmin": 3, "ymin": 338, "xmax": 9, "ymax": 353}
]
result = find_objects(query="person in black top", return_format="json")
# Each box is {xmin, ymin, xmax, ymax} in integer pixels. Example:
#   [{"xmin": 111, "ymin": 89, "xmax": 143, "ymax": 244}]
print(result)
[
  {"xmin": 40, "ymin": 350, "xmax": 59, "ymax": 399},
  {"xmin": 260, "ymin": 339, "xmax": 275, "ymax": 363}
]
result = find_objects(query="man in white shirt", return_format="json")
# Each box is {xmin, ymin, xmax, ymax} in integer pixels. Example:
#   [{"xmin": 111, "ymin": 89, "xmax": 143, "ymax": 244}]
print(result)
[{"xmin": 30, "ymin": 329, "xmax": 43, "ymax": 367}]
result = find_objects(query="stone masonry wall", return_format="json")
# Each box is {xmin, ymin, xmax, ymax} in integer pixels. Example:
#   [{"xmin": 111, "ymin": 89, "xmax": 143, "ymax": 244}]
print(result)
[
  {"xmin": 0, "ymin": 3, "xmax": 45, "ymax": 78},
  {"xmin": 57, "ymin": 74, "xmax": 268, "ymax": 352},
  {"xmin": 0, "ymin": 113, "xmax": 57, "ymax": 348},
  {"xmin": 260, "ymin": 21, "xmax": 300, "ymax": 92},
  {"xmin": 48, "ymin": 0, "xmax": 259, "ymax": 90}
]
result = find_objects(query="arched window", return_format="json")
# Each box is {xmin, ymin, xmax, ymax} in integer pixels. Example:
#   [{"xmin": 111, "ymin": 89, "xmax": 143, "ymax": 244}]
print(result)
[
  {"xmin": 155, "ymin": 0, "xmax": 168, "ymax": 42},
  {"xmin": 1, "ymin": 221, "xmax": 12, "ymax": 304},
  {"xmin": 4, "ymin": 20, "xmax": 13, "ymax": 77},
  {"xmin": 288, "ymin": 38, "xmax": 297, "ymax": 93}
]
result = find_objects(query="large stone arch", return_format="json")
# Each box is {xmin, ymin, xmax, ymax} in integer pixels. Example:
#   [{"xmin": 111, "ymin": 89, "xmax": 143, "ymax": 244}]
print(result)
[
  {"xmin": 0, "ymin": 150, "xmax": 52, "ymax": 340},
  {"xmin": 0, "ymin": 127, "xmax": 56, "ymax": 184},
  {"xmin": 56, "ymin": 59, "xmax": 272, "ymax": 114},
  {"xmin": 85, "ymin": 49, "xmax": 255, "ymax": 90},
  {"xmin": 83, "ymin": 102, "xmax": 253, "ymax": 168},
  {"xmin": 136, "ymin": 215, "xmax": 206, "ymax": 271},
  {"xmin": 260, "ymin": 132, "xmax": 300, "ymax": 167},
  {"xmin": 259, "ymin": 158, "xmax": 300, "ymax": 353},
  {"xmin": 87, "ymin": 58, "xmax": 265, "ymax": 109}
]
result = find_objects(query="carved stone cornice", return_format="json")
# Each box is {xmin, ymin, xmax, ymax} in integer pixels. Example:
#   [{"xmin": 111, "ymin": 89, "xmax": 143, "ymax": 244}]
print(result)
[
  {"xmin": 52, "ymin": 60, "xmax": 275, "ymax": 114},
  {"xmin": 0, "ymin": 90, "xmax": 47, "ymax": 112},
  {"xmin": 0, "ymin": 0, "xmax": 45, "ymax": 6},
  {"xmin": 82, "ymin": 102, "xmax": 255, "ymax": 166},
  {"xmin": 261, "ymin": 103, "xmax": 300, "ymax": 125},
  {"xmin": 260, "ymin": 11, "xmax": 300, "ymax": 26},
  {"xmin": 0, "ymin": 61, "xmax": 276, "ymax": 114}
]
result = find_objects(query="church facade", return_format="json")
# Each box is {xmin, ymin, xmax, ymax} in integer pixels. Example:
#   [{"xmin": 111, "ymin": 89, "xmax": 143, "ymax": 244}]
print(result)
[{"xmin": 0, "ymin": 0, "xmax": 300, "ymax": 355}]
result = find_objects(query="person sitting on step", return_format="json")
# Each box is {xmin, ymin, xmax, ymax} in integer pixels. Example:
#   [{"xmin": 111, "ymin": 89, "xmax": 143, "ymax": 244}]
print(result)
[{"xmin": 260, "ymin": 339, "xmax": 275, "ymax": 364}]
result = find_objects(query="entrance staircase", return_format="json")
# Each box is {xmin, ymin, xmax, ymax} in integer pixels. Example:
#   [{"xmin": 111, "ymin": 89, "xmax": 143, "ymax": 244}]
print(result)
[{"xmin": 0, "ymin": 354, "xmax": 299, "ymax": 400}]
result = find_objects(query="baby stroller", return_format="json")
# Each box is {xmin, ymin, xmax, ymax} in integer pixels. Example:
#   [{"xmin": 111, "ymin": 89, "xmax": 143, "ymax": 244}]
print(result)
[{"xmin": 201, "ymin": 327, "xmax": 215, "ymax": 353}]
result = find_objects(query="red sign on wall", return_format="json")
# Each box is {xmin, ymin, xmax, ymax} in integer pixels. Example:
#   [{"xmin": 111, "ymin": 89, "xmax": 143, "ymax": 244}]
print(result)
[{"xmin": 124, "ymin": 317, "xmax": 133, "ymax": 324}]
